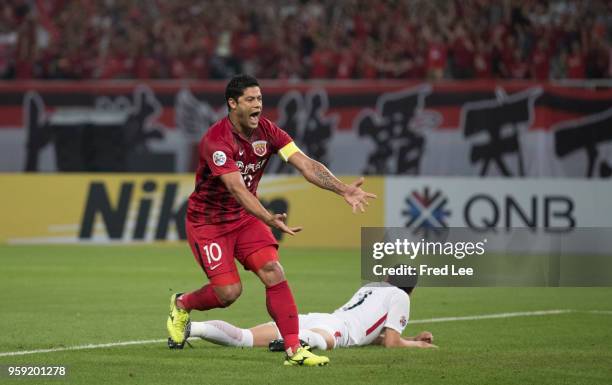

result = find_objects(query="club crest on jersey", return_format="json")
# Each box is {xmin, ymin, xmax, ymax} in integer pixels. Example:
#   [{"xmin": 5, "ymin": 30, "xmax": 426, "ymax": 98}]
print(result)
[
  {"xmin": 252, "ymin": 140, "xmax": 268, "ymax": 157},
  {"xmin": 400, "ymin": 316, "xmax": 407, "ymax": 327},
  {"xmin": 212, "ymin": 151, "xmax": 227, "ymax": 166}
]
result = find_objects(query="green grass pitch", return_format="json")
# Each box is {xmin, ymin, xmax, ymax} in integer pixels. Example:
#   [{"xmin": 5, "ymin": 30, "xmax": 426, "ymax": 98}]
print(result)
[{"xmin": 1, "ymin": 245, "xmax": 611, "ymax": 385}]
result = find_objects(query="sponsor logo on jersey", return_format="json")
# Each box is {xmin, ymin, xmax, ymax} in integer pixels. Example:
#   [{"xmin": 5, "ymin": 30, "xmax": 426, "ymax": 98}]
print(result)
[
  {"xmin": 236, "ymin": 159, "xmax": 267, "ymax": 175},
  {"xmin": 252, "ymin": 140, "xmax": 268, "ymax": 157},
  {"xmin": 213, "ymin": 151, "xmax": 227, "ymax": 166}
]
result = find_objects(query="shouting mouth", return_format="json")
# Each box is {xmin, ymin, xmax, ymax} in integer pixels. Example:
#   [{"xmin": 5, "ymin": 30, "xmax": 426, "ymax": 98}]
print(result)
[{"xmin": 249, "ymin": 111, "xmax": 261, "ymax": 125}]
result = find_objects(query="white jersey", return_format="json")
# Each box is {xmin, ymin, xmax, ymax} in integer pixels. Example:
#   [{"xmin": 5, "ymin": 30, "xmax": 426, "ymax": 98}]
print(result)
[{"xmin": 331, "ymin": 283, "xmax": 410, "ymax": 347}]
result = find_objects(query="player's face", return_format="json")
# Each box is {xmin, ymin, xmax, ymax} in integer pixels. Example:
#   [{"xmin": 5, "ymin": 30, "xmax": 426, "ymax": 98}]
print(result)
[{"xmin": 232, "ymin": 86, "xmax": 263, "ymax": 131}]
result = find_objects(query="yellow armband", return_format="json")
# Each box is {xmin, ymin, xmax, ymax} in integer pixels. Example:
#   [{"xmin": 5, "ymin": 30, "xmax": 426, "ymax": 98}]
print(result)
[{"xmin": 278, "ymin": 141, "xmax": 301, "ymax": 162}]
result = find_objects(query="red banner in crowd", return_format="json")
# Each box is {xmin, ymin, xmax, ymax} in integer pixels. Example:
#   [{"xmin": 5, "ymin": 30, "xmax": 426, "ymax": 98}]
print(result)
[{"xmin": 0, "ymin": 80, "xmax": 611, "ymax": 177}]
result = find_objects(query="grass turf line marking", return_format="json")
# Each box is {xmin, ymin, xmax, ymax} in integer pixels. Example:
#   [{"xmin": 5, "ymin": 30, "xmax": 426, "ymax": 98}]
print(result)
[
  {"xmin": 585, "ymin": 310, "xmax": 612, "ymax": 315},
  {"xmin": 409, "ymin": 309, "xmax": 572, "ymax": 324},
  {"xmin": 2, "ymin": 308, "xmax": 606, "ymax": 357},
  {"xmin": 0, "ymin": 339, "xmax": 166, "ymax": 357}
]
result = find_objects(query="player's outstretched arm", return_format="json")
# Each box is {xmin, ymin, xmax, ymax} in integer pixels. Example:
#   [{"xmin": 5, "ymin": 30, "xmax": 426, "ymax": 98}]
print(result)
[
  {"xmin": 287, "ymin": 151, "xmax": 377, "ymax": 213},
  {"xmin": 219, "ymin": 171, "xmax": 302, "ymax": 235},
  {"xmin": 378, "ymin": 328, "xmax": 438, "ymax": 348}
]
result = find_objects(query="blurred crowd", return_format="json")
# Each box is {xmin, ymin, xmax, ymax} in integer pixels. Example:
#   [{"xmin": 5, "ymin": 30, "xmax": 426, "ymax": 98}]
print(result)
[{"xmin": 1, "ymin": 0, "xmax": 611, "ymax": 80}]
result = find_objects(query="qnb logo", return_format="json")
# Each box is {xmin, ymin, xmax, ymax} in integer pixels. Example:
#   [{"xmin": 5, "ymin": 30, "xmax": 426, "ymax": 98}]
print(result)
[{"xmin": 402, "ymin": 187, "xmax": 451, "ymax": 230}]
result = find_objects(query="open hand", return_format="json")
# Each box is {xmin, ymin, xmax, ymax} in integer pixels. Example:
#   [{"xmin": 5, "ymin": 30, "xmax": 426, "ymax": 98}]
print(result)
[
  {"xmin": 266, "ymin": 213, "xmax": 303, "ymax": 236},
  {"xmin": 342, "ymin": 177, "xmax": 377, "ymax": 213}
]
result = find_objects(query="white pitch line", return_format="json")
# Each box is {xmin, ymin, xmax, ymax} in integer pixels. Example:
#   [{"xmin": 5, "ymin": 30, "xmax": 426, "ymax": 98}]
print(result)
[
  {"xmin": 585, "ymin": 310, "xmax": 612, "ymax": 315},
  {"xmin": 409, "ymin": 309, "xmax": 573, "ymax": 324},
  {"xmin": 2, "ymin": 308, "xmax": 608, "ymax": 358},
  {"xmin": 0, "ymin": 339, "xmax": 165, "ymax": 357}
]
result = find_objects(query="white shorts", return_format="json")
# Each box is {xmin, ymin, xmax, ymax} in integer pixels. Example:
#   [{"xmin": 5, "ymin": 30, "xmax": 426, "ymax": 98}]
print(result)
[
  {"xmin": 268, "ymin": 312, "xmax": 350, "ymax": 349},
  {"xmin": 298, "ymin": 313, "xmax": 350, "ymax": 349}
]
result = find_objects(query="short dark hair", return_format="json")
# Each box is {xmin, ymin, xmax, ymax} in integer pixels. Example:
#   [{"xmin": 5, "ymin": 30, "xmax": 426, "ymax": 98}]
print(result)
[
  {"xmin": 387, "ymin": 267, "xmax": 418, "ymax": 295},
  {"xmin": 225, "ymin": 74, "xmax": 260, "ymax": 110}
]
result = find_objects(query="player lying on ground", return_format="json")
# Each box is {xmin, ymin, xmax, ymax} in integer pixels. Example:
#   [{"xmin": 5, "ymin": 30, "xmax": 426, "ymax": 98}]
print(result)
[
  {"xmin": 167, "ymin": 74, "xmax": 377, "ymax": 366},
  {"xmin": 187, "ymin": 281, "xmax": 437, "ymax": 350}
]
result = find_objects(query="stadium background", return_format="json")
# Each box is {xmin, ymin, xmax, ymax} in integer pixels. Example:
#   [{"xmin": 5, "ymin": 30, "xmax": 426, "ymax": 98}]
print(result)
[{"xmin": 1, "ymin": 1, "xmax": 611, "ymax": 384}]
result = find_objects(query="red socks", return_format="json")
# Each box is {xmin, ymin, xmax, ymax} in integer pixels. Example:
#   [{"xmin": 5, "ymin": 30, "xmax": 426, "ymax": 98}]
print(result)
[
  {"xmin": 180, "ymin": 280, "xmax": 300, "ymax": 352},
  {"xmin": 179, "ymin": 284, "xmax": 225, "ymax": 311},
  {"xmin": 266, "ymin": 280, "xmax": 300, "ymax": 352}
]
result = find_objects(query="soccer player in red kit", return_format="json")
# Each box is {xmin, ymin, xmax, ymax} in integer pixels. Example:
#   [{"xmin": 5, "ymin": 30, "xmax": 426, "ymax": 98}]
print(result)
[{"xmin": 167, "ymin": 74, "xmax": 376, "ymax": 366}]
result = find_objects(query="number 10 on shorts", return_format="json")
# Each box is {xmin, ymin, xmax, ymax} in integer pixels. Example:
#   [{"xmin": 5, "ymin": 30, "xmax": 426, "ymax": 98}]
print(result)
[{"xmin": 202, "ymin": 243, "xmax": 222, "ymax": 267}]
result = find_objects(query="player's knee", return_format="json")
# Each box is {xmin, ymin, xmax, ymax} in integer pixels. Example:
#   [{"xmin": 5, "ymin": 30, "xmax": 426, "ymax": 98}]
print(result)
[
  {"xmin": 214, "ymin": 283, "xmax": 242, "ymax": 306},
  {"xmin": 259, "ymin": 261, "xmax": 285, "ymax": 285},
  {"xmin": 263, "ymin": 260, "xmax": 285, "ymax": 277}
]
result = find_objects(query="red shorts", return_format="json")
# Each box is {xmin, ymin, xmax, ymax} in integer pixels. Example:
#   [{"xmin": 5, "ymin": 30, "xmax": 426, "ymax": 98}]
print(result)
[{"xmin": 186, "ymin": 215, "xmax": 279, "ymax": 285}]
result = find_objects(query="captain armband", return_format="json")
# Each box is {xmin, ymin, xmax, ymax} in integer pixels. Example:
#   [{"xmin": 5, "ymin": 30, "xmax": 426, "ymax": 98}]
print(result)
[{"xmin": 278, "ymin": 141, "xmax": 302, "ymax": 162}]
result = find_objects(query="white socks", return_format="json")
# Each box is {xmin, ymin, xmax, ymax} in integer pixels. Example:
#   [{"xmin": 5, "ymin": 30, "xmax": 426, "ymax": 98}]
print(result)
[
  {"xmin": 299, "ymin": 329, "xmax": 329, "ymax": 350},
  {"xmin": 189, "ymin": 320, "xmax": 254, "ymax": 347},
  {"xmin": 189, "ymin": 320, "xmax": 330, "ymax": 350}
]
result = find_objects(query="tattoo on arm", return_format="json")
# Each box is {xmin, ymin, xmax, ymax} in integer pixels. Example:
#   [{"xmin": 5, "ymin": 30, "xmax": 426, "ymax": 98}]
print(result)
[{"xmin": 311, "ymin": 161, "xmax": 345, "ymax": 194}]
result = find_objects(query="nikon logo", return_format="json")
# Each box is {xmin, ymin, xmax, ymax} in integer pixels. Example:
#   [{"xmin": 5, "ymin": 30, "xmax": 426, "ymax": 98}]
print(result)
[
  {"xmin": 79, "ymin": 181, "xmax": 187, "ymax": 241},
  {"xmin": 78, "ymin": 180, "xmax": 288, "ymax": 241}
]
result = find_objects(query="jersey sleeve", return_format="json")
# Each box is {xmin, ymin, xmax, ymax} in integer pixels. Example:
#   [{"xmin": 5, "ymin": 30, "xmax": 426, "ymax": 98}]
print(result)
[
  {"xmin": 268, "ymin": 120, "xmax": 301, "ymax": 162},
  {"xmin": 201, "ymin": 136, "xmax": 239, "ymax": 177},
  {"xmin": 383, "ymin": 290, "xmax": 410, "ymax": 334}
]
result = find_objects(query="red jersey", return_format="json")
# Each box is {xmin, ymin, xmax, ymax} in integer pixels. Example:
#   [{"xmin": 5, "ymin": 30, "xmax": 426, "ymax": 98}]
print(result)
[{"xmin": 187, "ymin": 116, "xmax": 293, "ymax": 226}]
